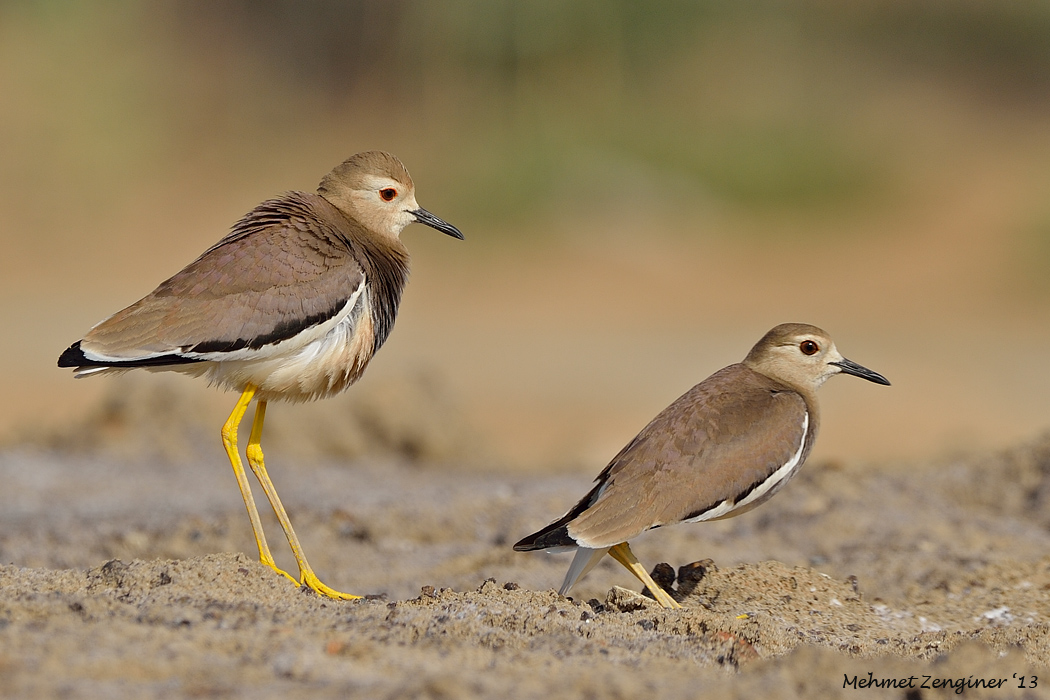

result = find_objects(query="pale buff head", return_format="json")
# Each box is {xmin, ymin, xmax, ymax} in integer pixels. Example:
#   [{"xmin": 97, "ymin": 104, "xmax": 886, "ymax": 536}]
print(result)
[
  {"xmin": 317, "ymin": 151, "xmax": 462, "ymax": 241},
  {"xmin": 743, "ymin": 322, "xmax": 890, "ymax": 394}
]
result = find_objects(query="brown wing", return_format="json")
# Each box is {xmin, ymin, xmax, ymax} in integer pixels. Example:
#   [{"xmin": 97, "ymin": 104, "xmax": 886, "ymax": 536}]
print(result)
[
  {"xmin": 562, "ymin": 363, "xmax": 812, "ymax": 548},
  {"xmin": 76, "ymin": 192, "xmax": 365, "ymax": 363}
]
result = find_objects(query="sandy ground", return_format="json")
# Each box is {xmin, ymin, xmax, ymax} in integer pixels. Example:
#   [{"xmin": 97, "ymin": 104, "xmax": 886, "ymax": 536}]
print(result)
[{"xmin": 4, "ymin": 382, "xmax": 1050, "ymax": 699}]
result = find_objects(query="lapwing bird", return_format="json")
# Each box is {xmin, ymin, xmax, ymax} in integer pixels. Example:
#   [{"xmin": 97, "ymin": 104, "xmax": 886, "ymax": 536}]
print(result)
[
  {"xmin": 58, "ymin": 151, "xmax": 463, "ymax": 600},
  {"xmin": 514, "ymin": 323, "xmax": 889, "ymax": 609}
]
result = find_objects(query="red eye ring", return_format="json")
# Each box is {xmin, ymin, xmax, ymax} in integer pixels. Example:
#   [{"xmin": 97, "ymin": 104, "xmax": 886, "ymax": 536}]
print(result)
[
  {"xmin": 799, "ymin": 340, "xmax": 819, "ymax": 356},
  {"xmin": 379, "ymin": 188, "xmax": 397, "ymax": 202}
]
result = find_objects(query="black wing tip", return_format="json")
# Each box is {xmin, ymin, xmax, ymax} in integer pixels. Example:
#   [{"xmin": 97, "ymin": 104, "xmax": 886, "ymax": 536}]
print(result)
[
  {"xmin": 514, "ymin": 479, "xmax": 609, "ymax": 551},
  {"xmin": 57, "ymin": 341, "xmax": 86, "ymax": 368},
  {"xmin": 57, "ymin": 340, "xmax": 202, "ymax": 370},
  {"xmin": 513, "ymin": 523, "xmax": 575, "ymax": 552}
]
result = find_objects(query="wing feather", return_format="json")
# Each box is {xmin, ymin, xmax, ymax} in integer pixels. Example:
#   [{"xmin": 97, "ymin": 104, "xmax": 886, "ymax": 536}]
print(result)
[
  {"xmin": 564, "ymin": 364, "xmax": 813, "ymax": 548},
  {"xmin": 70, "ymin": 193, "xmax": 365, "ymax": 366}
]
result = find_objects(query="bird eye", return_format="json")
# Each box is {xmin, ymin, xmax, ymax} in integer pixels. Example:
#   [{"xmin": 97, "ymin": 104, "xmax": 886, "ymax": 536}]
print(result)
[
  {"xmin": 799, "ymin": 340, "xmax": 819, "ymax": 356},
  {"xmin": 379, "ymin": 188, "xmax": 397, "ymax": 202}
]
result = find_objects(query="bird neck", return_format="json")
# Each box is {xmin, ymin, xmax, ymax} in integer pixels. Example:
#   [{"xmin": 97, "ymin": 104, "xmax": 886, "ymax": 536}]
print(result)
[
  {"xmin": 746, "ymin": 363, "xmax": 823, "ymax": 445},
  {"xmin": 356, "ymin": 234, "xmax": 410, "ymax": 354}
]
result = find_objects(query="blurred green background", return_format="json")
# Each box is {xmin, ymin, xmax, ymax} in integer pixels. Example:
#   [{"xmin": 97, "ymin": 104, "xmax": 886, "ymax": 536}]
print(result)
[{"xmin": 3, "ymin": 1, "xmax": 1050, "ymax": 469}]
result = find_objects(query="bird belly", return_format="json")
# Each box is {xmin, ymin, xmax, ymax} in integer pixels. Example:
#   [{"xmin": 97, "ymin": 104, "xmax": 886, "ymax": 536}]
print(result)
[{"xmin": 197, "ymin": 295, "xmax": 376, "ymax": 403}]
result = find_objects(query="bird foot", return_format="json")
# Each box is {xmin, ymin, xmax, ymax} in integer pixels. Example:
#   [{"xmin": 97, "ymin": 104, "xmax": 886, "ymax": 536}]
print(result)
[
  {"xmin": 261, "ymin": 559, "xmax": 300, "ymax": 587},
  {"xmin": 300, "ymin": 570, "xmax": 363, "ymax": 601}
]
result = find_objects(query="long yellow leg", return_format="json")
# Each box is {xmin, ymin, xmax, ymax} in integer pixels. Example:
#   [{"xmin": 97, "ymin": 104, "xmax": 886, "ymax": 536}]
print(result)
[
  {"xmin": 608, "ymin": 542, "xmax": 682, "ymax": 610},
  {"xmin": 245, "ymin": 399, "xmax": 361, "ymax": 601},
  {"xmin": 221, "ymin": 386, "xmax": 297, "ymax": 585}
]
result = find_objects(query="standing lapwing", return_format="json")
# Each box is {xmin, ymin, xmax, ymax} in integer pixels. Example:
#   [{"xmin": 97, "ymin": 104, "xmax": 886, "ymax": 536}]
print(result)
[{"xmin": 59, "ymin": 151, "xmax": 463, "ymax": 600}]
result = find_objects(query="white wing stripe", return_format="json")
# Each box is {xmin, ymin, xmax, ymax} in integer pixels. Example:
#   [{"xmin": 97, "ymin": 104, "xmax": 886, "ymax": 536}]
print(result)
[{"xmin": 682, "ymin": 411, "xmax": 809, "ymax": 524}]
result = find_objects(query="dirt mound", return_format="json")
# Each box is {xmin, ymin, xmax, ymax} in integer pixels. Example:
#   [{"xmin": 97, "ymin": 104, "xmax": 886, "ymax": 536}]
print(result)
[{"xmin": 2, "ymin": 554, "xmax": 1045, "ymax": 699}]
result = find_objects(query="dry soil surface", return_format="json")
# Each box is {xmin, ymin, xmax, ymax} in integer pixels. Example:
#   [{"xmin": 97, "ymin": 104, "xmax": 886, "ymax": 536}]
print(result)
[{"xmin": 5, "ymin": 398, "xmax": 1050, "ymax": 699}]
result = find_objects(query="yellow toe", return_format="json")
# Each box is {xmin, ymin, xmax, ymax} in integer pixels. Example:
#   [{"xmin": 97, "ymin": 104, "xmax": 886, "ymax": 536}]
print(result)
[
  {"xmin": 301, "ymin": 571, "xmax": 363, "ymax": 601},
  {"xmin": 262, "ymin": 560, "xmax": 300, "ymax": 587}
]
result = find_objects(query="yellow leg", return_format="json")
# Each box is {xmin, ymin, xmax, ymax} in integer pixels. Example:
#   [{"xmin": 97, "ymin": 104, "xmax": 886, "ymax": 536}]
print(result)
[
  {"xmin": 221, "ymin": 386, "xmax": 298, "ymax": 586},
  {"xmin": 608, "ymin": 542, "xmax": 682, "ymax": 610},
  {"xmin": 245, "ymin": 399, "xmax": 361, "ymax": 601}
]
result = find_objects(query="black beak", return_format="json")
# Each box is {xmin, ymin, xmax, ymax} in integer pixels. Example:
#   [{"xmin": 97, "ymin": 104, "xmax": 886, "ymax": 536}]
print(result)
[
  {"xmin": 412, "ymin": 208, "xmax": 464, "ymax": 240},
  {"xmin": 831, "ymin": 358, "xmax": 890, "ymax": 386}
]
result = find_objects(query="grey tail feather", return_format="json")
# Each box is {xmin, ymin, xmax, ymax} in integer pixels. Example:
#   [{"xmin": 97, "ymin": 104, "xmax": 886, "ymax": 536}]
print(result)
[{"xmin": 558, "ymin": 546, "xmax": 611, "ymax": 595}]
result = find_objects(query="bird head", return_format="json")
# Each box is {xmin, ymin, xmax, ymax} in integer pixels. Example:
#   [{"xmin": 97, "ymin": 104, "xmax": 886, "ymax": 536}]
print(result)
[
  {"xmin": 744, "ymin": 323, "xmax": 890, "ymax": 393},
  {"xmin": 318, "ymin": 151, "xmax": 463, "ymax": 241}
]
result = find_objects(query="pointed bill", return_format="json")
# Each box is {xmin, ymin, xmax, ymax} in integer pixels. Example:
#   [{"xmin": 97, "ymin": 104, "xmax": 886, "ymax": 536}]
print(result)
[
  {"xmin": 412, "ymin": 208, "xmax": 464, "ymax": 239},
  {"xmin": 831, "ymin": 358, "xmax": 890, "ymax": 385}
]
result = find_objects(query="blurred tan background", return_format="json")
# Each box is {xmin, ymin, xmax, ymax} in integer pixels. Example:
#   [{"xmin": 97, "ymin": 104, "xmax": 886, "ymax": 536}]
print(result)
[{"xmin": 2, "ymin": 1, "xmax": 1050, "ymax": 471}]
